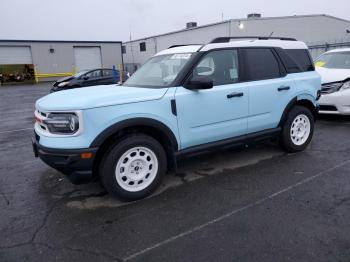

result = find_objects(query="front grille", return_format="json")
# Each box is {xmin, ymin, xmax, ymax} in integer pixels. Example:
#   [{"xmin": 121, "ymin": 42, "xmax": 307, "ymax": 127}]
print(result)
[
  {"xmin": 321, "ymin": 82, "xmax": 342, "ymax": 94},
  {"xmin": 319, "ymin": 105, "xmax": 338, "ymax": 111}
]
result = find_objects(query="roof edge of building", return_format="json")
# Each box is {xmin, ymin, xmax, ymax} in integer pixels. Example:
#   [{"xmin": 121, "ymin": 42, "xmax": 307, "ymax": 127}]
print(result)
[
  {"xmin": 0, "ymin": 40, "xmax": 122, "ymax": 44},
  {"xmin": 123, "ymin": 14, "xmax": 350, "ymax": 44},
  {"xmin": 321, "ymin": 14, "xmax": 350, "ymax": 24}
]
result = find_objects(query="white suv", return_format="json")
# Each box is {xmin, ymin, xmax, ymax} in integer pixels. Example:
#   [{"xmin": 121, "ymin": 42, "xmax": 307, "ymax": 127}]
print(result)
[{"xmin": 315, "ymin": 48, "xmax": 350, "ymax": 115}]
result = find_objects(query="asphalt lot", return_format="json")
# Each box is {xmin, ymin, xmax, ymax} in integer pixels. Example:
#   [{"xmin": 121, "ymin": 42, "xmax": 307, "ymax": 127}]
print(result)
[{"xmin": 0, "ymin": 83, "xmax": 350, "ymax": 262}]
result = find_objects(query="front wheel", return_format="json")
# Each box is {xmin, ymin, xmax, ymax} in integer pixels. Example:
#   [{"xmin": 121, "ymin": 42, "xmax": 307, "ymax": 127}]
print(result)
[
  {"xmin": 100, "ymin": 134, "xmax": 167, "ymax": 201},
  {"xmin": 280, "ymin": 105, "xmax": 314, "ymax": 152}
]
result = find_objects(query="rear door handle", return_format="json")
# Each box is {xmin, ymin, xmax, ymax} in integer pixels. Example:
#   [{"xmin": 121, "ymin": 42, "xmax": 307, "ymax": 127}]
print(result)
[
  {"xmin": 227, "ymin": 92, "xmax": 244, "ymax": 99},
  {"xmin": 278, "ymin": 86, "xmax": 290, "ymax": 91}
]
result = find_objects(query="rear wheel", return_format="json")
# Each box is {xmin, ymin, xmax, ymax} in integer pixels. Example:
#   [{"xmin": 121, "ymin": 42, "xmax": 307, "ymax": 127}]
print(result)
[
  {"xmin": 280, "ymin": 105, "xmax": 314, "ymax": 152},
  {"xmin": 100, "ymin": 134, "xmax": 167, "ymax": 201}
]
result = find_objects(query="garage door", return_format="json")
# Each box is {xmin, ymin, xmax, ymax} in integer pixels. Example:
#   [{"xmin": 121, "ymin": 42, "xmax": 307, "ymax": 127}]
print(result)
[
  {"xmin": 0, "ymin": 46, "xmax": 33, "ymax": 64},
  {"xmin": 74, "ymin": 47, "xmax": 102, "ymax": 72}
]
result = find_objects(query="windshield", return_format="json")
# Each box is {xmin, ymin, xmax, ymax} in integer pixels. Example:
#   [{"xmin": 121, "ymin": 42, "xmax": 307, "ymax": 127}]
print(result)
[
  {"xmin": 74, "ymin": 70, "xmax": 90, "ymax": 78},
  {"xmin": 124, "ymin": 53, "xmax": 193, "ymax": 88},
  {"xmin": 315, "ymin": 52, "xmax": 350, "ymax": 69}
]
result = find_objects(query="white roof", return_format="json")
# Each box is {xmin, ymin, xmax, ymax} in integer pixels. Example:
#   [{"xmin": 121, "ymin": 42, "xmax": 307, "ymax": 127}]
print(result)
[
  {"xmin": 201, "ymin": 39, "xmax": 308, "ymax": 51},
  {"xmin": 325, "ymin": 48, "xmax": 350, "ymax": 54},
  {"xmin": 155, "ymin": 39, "xmax": 307, "ymax": 56},
  {"xmin": 155, "ymin": 45, "xmax": 202, "ymax": 56}
]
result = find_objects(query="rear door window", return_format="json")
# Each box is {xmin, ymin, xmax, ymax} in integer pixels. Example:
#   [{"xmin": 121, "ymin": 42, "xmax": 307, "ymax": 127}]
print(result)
[{"xmin": 242, "ymin": 48, "xmax": 281, "ymax": 81}]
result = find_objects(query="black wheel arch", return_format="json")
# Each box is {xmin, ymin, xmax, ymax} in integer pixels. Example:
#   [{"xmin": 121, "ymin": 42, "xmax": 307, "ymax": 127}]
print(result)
[
  {"xmin": 278, "ymin": 97, "xmax": 317, "ymax": 127},
  {"xmin": 91, "ymin": 118, "xmax": 179, "ymax": 175}
]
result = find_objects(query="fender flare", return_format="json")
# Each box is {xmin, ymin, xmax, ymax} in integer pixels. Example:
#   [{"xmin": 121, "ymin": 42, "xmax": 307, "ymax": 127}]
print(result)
[
  {"xmin": 278, "ymin": 96, "xmax": 317, "ymax": 127},
  {"xmin": 90, "ymin": 117, "xmax": 179, "ymax": 150}
]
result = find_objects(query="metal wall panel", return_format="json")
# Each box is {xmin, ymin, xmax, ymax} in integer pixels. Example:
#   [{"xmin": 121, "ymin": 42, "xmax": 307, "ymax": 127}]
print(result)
[
  {"xmin": 0, "ymin": 41, "xmax": 123, "ymax": 81},
  {"xmin": 73, "ymin": 47, "xmax": 102, "ymax": 72},
  {"xmin": 0, "ymin": 46, "xmax": 32, "ymax": 64}
]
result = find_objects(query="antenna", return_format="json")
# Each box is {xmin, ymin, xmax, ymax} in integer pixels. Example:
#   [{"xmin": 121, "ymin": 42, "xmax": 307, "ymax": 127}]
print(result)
[
  {"xmin": 129, "ymin": 24, "xmax": 135, "ymax": 67},
  {"xmin": 129, "ymin": 24, "xmax": 132, "ymax": 41},
  {"xmin": 268, "ymin": 31, "xmax": 274, "ymax": 38}
]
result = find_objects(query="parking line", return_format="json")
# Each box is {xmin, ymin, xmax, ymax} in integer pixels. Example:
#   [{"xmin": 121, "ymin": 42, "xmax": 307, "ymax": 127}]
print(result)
[
  {"xmin": 123, "ymin": 159, "xmax": 350, "ymax": 261},
  {"xmin": 0, "ymin": 128, "xmax": 33, "ymax": 134}
]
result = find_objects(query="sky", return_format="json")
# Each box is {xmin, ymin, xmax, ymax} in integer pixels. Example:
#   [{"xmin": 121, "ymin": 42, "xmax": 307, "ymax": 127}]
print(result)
[{"xmin": 1, "ymin": 0, "xmax": 350, "ymax": 42}]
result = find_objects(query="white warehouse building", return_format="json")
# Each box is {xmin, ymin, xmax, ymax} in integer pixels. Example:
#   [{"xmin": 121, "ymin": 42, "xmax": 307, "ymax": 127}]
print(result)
[{"xmin": 122, "ymin": 14, "xmax": 350, "ymax": 73}]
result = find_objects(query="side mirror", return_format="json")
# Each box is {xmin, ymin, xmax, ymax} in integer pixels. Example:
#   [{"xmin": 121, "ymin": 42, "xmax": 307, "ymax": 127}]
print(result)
[
  {"xmin": 83, "ymin": 76, "xmax": 89, "ymax": 80},
  {"xmin": 185, "ymin": 76, "xmax": 213, "ymax": 90}
]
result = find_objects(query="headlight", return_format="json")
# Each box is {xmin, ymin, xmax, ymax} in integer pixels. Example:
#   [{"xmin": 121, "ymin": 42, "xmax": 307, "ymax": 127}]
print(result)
[
  {"xmin": 43, "ymin": 113, "xmax": 79, "ymax": 134},
  {"xmin": 58, "ymin": 81, "xmax": 69, "ymax": 87},
  {"xmin": 340, "ymin": 80, "xmax": 350, "ymax": 91}
]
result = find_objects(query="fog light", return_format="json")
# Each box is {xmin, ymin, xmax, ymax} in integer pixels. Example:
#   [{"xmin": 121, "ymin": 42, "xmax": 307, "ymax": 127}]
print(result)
[{"xmin": 80, "ymin": 152, "xmax": 93, "ymax": 159}]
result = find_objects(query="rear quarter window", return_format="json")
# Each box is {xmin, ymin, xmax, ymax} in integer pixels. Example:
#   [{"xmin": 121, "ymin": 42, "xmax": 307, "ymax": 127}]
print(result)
[{"xmin": 284, "ymin": 49, "xmax": 314, "ymax": 72}]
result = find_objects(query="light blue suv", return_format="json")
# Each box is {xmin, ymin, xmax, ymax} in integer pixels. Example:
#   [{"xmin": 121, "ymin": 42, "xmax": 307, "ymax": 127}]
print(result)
[{"xmin": 32, "ymin": 37, "xmax": 321, "ymax": 200}]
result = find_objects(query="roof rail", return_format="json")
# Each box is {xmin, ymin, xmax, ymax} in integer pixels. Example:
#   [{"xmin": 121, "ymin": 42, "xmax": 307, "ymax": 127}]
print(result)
[
  {"xmin": 168, "ymin": 44, "xmax": 202, "ymax": 49},
  {"xmin": 210, "ymin": 36, "xmax": 297, "ymax": 43}
]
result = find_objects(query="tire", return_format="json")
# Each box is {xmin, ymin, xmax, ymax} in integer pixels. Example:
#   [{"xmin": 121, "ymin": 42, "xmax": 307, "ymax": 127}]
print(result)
[
  {"xmin": 100, "ymin": 134, "xmax": 167, "ymax": 201},
  {"xmin": 280, "ymin": 105, "xmax": 314, "ymax": 152}
]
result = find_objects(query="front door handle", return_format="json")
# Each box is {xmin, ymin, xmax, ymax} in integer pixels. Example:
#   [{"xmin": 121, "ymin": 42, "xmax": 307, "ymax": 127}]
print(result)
[
  {"xmin": 227, "ymin": 92, "xmax": 244, "ymax": 99},
  {"xmin": 278, "ymin": 86, "xmax": 290, "ymax": 91}
]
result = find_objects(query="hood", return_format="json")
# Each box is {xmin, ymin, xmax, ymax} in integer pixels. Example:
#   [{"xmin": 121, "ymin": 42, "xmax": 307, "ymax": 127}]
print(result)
[
  {"xmin": 36, "ymin": 85, "xmax": 168, "ymax": 111},
  {"xmin": 315, "ymin": 67, "xmax": 350, "ymax": 84}
]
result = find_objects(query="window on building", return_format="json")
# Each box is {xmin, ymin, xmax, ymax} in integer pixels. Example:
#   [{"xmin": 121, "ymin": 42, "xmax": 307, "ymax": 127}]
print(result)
[
  {"xmin": 243, "ymin": 48, "xmax": 281, "ymax": 81},
  {"xmin": 122, "ymin": 46, "xmax": 126, "ymax": 54},
  {"xmin": 140, "ymin": 42, "xmax": 146, "ymax": 52},
  {"xmin": 193, "ymin": 49, "xmax": 239, "ymax": 86}
]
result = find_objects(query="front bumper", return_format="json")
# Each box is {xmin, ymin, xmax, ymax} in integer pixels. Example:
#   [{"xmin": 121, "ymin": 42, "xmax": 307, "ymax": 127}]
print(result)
[
  {"xmin": 318, "ymin": 91, "xmax": 350, "ymax": 115},
  {"xmin": 32, "ymin": 133, "xmax": 98, "ymax": 184}
]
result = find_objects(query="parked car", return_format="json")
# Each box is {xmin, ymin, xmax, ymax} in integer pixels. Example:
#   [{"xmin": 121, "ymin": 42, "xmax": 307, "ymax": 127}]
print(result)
[
  {"xmin": 51, "ymin": 69, "xmax": 130, "ymax": 92},
  {"xmin": 315, "ymin": 48, "xmax": 350, "ymax": 114},
  {"xmin": 33, "ymin": 37, "xmax": 321, "ymax": 201}
]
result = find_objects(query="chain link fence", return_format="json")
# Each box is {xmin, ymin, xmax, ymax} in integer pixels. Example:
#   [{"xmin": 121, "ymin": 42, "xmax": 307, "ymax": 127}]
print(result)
[{"xmin": 307, "ymin": 36, "xmax": 350, "ymax": 59}]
